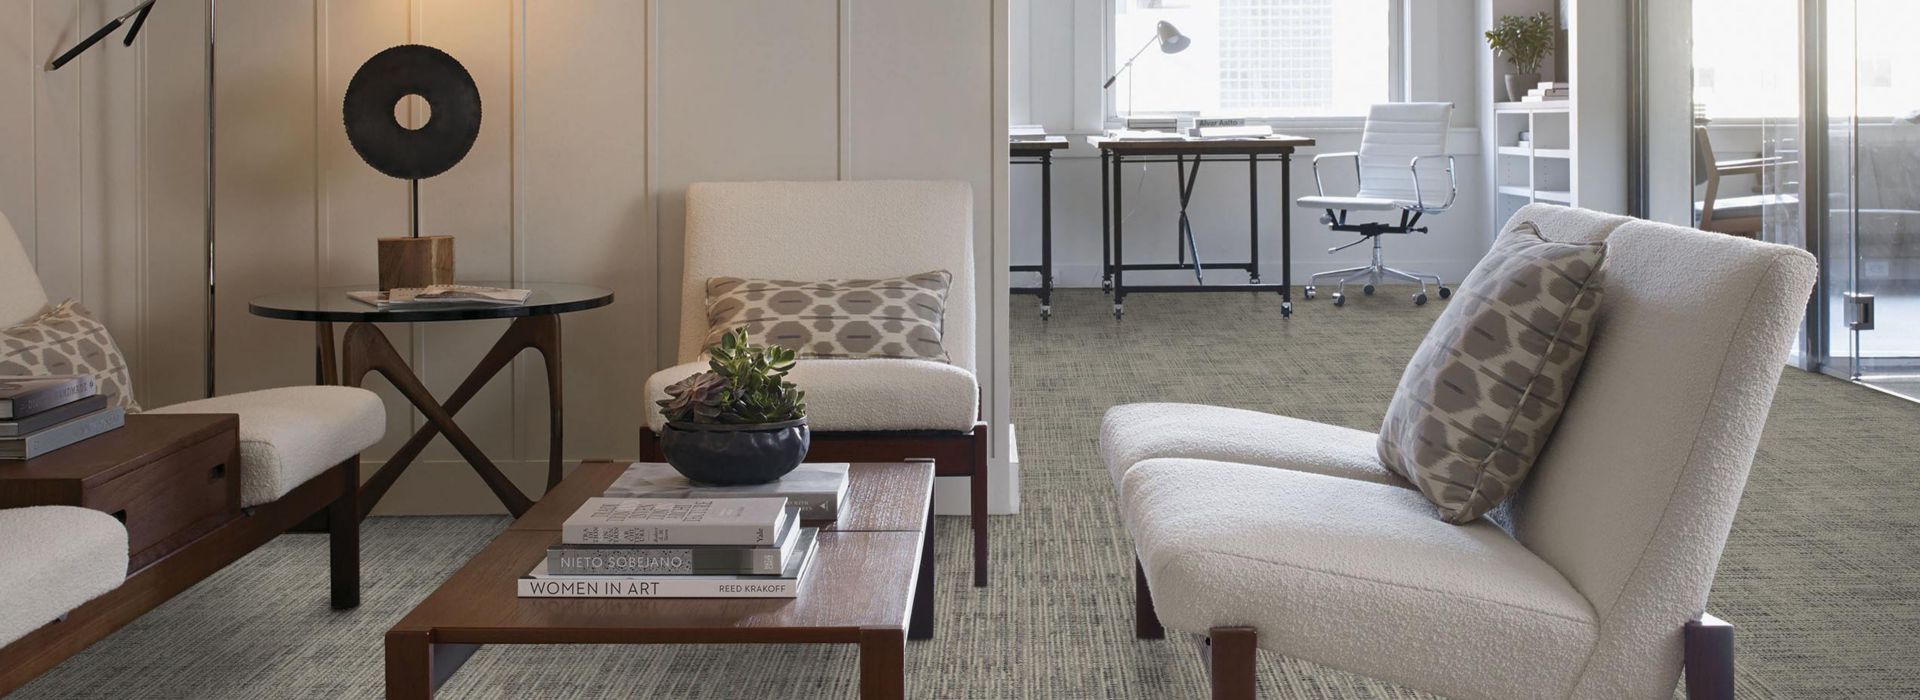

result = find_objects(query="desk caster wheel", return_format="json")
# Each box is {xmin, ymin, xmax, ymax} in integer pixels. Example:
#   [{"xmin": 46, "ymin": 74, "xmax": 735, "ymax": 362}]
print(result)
[
  {"xmin": 1250, "ymin": 274, "xmax": 1262, "ymax": 284},
  {"xmin": 1113, "ymin": 304, "xmax": 1125, "ymax": 320},
  {"xmin": 1362, "ymin": 284, "xmax": 1376, "ymax": 296},
  {"xmin": 1102, "ymin": 280, "xmax": 1114, "ymax": 294},
  {"xmin": 1438, "ymin": 286, "xmax": 1452, "ymax": 300},
  {"xmin": 1303, "ymin": 286, "xmax": 1317, "ymax": 300},
  {"xmin": 1040, "ymin": 305, "xmax": 1053, "ymax": 320},
  {"xmin": 1332, "ymin": 292, "xmax": 1346, "ymax": 307},
  {"xmin": 1414, "ymin": 292, "xmax": 1429, "ymax": 306},
  {"xmin": 1281, "ymin": 301, "xmax": 1293, "ymax": 317}
]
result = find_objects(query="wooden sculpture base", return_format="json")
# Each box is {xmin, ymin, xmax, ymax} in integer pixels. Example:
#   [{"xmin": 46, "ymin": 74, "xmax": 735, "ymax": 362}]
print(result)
[{"xmin": 378, "ymin": 235, "xmax": 455, "ymax": 291}]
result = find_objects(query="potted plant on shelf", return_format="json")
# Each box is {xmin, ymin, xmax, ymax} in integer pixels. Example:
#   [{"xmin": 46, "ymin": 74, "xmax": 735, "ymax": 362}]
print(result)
[
  {"xmin": 1485, "ymin": 11, "xmax": 1555, "ymax": 102},
  {"xmin": 656, "ymin": 328, "xmax": 810, "ymax": 485}
]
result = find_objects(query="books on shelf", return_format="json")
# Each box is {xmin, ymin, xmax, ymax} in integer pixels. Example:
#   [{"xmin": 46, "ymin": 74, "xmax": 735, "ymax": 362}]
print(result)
[
  {"xmin": 0, "ymin": 375, "xmax": 96, "ymax": 419},
  {"xmin": 1522, "ymin": 81, "xmax": 1570, "ymax": 102},
  {"xmin": 347, "ymin": 285, "xmax": 533, "ymax": 309},
  {"xmin": 562, "ymin": 497, "xmax": 793, "ymax": 546},
  {"xmin": 546, "ymin": 509, "xmax": 802, "ymax": 576},
  {"xmin": 603, "ymin": 462, "xmax": 850, "ymax": 521},
  {"xmin": 518, "ymin": 528, "xmax": 819, "ymax": 599}
]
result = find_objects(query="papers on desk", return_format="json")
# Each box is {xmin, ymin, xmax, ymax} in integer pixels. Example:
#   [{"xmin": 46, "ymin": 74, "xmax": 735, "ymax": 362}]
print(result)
[
  {"xmin": 348, "ymin": 285, "xmax": 533, "ymax": 309},
  {"xmin": 1010, "ymin": 124, "xmax": 1050, "ymax": 142},
  {"xmin": 1192, "ymin": 124, "xmax": 1274, "ymax": 139},
  {"xmin": 1107, "ymin": 129, "xmax": 1186, "ymax": 141}
]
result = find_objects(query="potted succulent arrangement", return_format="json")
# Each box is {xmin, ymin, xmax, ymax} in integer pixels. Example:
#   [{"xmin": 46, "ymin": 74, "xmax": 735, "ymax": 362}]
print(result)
[
  {"xmin": 1485, "ymin": 11, "xmax": 1555, "ymax": 102},
  {"xmin": 656, "ymin": 328, "xmax": 810, "ymax": 485}
]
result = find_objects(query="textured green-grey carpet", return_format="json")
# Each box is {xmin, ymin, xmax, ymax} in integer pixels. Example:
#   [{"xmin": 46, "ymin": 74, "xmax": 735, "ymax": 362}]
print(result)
[{"xmin": 16, "ymin": 289, "xmax": 1920, "ymax": 698}]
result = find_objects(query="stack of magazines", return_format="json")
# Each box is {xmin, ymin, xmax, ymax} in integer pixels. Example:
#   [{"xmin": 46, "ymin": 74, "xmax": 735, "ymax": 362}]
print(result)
[
  {"xmin": 518, "ymin": 497, "xmax": 819, "ymax": 599},
  {"xmin": 347, "ymin": 284, "xmax": 533, "ymax": 309},
  {"xmin": 0, "ymin": 376, "xmax": 124, "ymax": 460}
]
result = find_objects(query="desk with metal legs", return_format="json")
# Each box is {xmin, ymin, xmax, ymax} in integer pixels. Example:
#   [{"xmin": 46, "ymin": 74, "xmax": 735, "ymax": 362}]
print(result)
[
  {"xmin": 1010, "ymin": 138, "xmax": 1068, "ymax": 319},
  {"xmin": 1092, "ymin": 135, "xmax": 1316, "ymax": 318}
]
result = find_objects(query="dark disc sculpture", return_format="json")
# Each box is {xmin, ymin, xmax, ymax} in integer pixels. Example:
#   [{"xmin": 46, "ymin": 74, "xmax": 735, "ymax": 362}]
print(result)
[{"xmin": 343, "ymin": 44, "xmax": 481, "ymax": 180}]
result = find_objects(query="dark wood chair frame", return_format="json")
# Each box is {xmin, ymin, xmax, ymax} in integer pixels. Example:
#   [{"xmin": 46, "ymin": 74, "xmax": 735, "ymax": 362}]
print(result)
[
  {"xmin": 642, "ymin": 424, "xmax": 991, "ymax": 587},
  {"xmin": 1134, "ymin": 557, "xmax": 1736, "ymax": 699},
  {"xmin": 0, "ymin": 450, "xmax": 361, "ymax": 695}
]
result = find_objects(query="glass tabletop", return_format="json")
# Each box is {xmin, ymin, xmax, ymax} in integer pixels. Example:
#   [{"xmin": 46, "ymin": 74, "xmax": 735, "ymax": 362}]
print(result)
[{"xmin": 249, "ymin": 282, "xmax": 613, "ymax": 323}]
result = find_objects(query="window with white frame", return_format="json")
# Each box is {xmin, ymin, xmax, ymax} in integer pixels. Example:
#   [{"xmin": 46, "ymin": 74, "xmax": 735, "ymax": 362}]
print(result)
[{"xmin": 1109, "ymin": 0, "xmax": 1392, "ymax": 120}]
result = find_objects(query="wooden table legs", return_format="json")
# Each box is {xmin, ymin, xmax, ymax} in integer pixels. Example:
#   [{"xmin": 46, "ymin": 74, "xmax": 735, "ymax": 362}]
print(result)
[
  {"xmin": 335, "ymin": 314, "xmax": 564, "ymax": 518},
  {"xmin": 384, "ymin": 631, "xmax": 478, "ymax": 700},
  {"xmin": 860, "ymin": 627, "xmax": 906, "ymax": 700}
]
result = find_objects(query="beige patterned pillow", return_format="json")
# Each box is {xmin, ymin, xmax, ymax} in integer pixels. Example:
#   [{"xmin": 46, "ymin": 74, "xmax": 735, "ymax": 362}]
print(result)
[
  {"xmin": 704, "ymin": 271, "xmax": 952, "ymax": 361},
  {"xmin": 1378, "ymin": 222, "xmax": 1605, "ymax": 524},
  {"xmin": 0, "ymin": 300, "xmax": 139, "ymax": 411}
]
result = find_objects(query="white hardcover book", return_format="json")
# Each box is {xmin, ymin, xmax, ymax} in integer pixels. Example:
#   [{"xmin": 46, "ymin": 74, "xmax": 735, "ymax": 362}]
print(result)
[
  {"xmin": 518, "ymin": 529, "xmax": 819, "ymax": 599},
  {"xmin": 604, "ymin": 463, "xmax": 849, "ymax": 521},
  {"xmin": 546, "ymin": 509, "xmax": 801, "ymax": 576},
  {"xmin": 561, "ymin": 497, "xmax": 790, "ymax": 546}
]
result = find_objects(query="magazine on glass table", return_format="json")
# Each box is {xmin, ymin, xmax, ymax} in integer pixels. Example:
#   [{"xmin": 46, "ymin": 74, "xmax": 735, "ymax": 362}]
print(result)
[{"xmin": 347, "ymin": 285, "xmax": 533, "ymax": 309}]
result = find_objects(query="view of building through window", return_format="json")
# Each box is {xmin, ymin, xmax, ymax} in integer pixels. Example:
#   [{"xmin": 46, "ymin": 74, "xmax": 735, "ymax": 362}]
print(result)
[{"xmin": 1111, "ymin": 0, "xmax": 1389, "ymax": 119}]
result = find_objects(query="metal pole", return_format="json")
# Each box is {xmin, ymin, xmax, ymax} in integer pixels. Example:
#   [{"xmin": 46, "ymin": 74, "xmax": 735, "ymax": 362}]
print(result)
[{"xmin": 204, "ymin": 0, "xmax": 217, "ymax": 398}]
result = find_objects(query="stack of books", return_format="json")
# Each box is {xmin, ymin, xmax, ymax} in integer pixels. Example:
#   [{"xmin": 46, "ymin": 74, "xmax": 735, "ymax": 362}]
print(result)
[
  {"xmin": 0, "ymin": 376, "xmax": 124, "ymax": 460},
  {"xmin": 518, "ymin": 497, "xmax": 820, "ymax": 598},
  {"xmin": 603, "ymin": 462, "xmax": 851, "ymax": 521},
  {"xmin": 1521, "ymin": 81, "xmax": 1569, "ymax": 103},
  {"xmin": 1009, "ymin": 124, "xmax": 1050, "ymax": 142}
]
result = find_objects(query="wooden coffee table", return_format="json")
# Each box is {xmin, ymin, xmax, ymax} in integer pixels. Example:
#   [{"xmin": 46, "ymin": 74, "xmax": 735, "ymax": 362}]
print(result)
[{"xmin": 385, "ymin": 460, "xmax": 936, "ymax": 699}]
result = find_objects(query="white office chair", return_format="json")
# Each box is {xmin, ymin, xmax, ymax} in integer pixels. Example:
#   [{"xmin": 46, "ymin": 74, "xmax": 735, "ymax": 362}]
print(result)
[{"xmin": 1296, "ymin": 102, "xmax": 1456, "ymax": 307}]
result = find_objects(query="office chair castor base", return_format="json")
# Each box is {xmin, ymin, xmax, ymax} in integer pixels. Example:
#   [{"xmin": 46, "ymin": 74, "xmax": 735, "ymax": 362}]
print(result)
[
  {"xmin": 1438, "ymin": 286, "xmax": 1452, "ymax": 299},
  {"xmin": 1281, "ymin": 302, "xmax": 1292, "ymax": 317},
  {"xmin": 1249, "ymin": 274, "xmax": 1261, "ymax": 284},
  {"xmin": 1414, "ymin": 292, "xmax": 1428, "ymax": 306},
  {"xmin": 1039, "ymin": 305, "xmax": 1052, "ymax": 320},
  {"xmin": 1362, "ymin": 284, "xmax": 1376, "ymax": 296},
  {"xmin": 1331, "ymin": 292, "xmax": 1346, "ymax": 307},
  {"xmin": 1113, "ymin": 304, "xmax": 1124, "ymax": 320},
  {"xmin": 1303, "ymin": 286, "xmax": 1317, "ymax": 300}
]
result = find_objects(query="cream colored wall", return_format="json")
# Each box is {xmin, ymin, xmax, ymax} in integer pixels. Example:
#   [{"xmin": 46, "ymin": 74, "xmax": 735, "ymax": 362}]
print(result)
[{"xmin": 2, "ymin": 0, "xmax": 1012, "ymax": 516}]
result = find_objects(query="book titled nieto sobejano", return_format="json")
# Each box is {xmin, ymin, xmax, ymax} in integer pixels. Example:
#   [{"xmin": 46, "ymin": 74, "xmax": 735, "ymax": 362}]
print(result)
[
  {"xmin": 518, "ymin": 528, "xmax": 819, "ymax": 599},
  {"xmin": 561, "ymin": 496, "xmax": 791, "ymax": 546}
]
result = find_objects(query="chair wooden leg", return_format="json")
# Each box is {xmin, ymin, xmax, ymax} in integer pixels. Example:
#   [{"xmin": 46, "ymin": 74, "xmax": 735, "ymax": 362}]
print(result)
[
  {"xmin": 1685, "ymin": 614, "xmax": 1734, "ymax": 700},
  {"xmin": 1206, "ymin": 627, "xmax": 1258, "ymax": 700},
  {"xmin": 1136, "ymin": 558, "xmax": 1164, "ymax": 639},
  {"xmin": 329, "ymin": 457, "xmax": 362, "ymax": 610},
  {"xmin": 969, "ymin": 425, "xmax": 989, "ymax": 587}
]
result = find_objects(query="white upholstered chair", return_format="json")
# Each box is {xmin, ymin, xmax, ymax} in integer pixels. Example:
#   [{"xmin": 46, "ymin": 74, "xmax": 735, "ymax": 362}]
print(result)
[
  {"xmin": 0, "ymin": 209, "xmax": 381, "ymax": 609},
  {"xmin": 640, "ymin": 180, "xmax": 991, "ymax": 586},
  {"xmin": 0, "ymin": 506, "xmax": 127, "ymax": 647},
  {"xmin": 1104, "ymin": 204, "xmax": 1816, "ymax": 699}
]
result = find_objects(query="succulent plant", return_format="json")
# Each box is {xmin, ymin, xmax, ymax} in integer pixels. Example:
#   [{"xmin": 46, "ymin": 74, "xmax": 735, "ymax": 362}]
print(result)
[{"xmin": 657, "ymin": 328, "xmax": 808, "ymax": 425}]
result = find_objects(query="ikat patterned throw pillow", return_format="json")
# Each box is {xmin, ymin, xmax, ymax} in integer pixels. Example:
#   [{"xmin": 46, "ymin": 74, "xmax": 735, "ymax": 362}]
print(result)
[
  {"xmin": 1, "ymin": 299, "xmax": 139, "ymax": 411},
  {"xmin": 704, "ymin": 271, "xmax": 952, "ymax": 362},
  {"xmin": 1378, "ymin": 222, "xmax": 1606, "ymax": 524}
]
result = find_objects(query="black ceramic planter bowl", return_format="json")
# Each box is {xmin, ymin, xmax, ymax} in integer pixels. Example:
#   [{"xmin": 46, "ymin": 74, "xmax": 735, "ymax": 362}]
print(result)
[{"xmin": 659, "ymin": 418, "xmax": 811, "ymax": 485}]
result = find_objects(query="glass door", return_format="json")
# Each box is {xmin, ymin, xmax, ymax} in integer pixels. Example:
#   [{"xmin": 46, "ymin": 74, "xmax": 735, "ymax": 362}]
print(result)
[{"xmin": 1834, "ymin": 0, "xmax": 1920, "ymax": 400}]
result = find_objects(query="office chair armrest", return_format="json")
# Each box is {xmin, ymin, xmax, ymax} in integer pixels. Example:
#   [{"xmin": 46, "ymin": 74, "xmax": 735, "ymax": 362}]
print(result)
[
  {"xmin": 1408, "ymin": 154, "xmax": 1458, "ymax": 213},
  {"xmin": 1311, "ymin": 151, "xmax": 1360, "ymax": 196}
]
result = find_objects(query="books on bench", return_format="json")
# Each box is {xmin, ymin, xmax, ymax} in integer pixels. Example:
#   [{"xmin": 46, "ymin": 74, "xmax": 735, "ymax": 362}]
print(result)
[
  {"xmin": 0, "ymin": 376, "xmax": 123, "ymax": 460},
  {"xmin": 602, "ymin": 462, "xmax": 850, "ymax": 521},
  {"xmin": 523, "ymin": 496, "xmax": 820, "ymax": 598}
]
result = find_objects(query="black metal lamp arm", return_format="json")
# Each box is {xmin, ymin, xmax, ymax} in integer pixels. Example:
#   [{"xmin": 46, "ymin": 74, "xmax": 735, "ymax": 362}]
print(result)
[{"xmin": 48, "ymin": 0, "xmax": 158, "ymax": 71}]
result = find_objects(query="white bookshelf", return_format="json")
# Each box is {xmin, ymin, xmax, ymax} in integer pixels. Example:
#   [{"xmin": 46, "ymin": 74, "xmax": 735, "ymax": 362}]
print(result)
[{"xmin": 1491, "ymin": 100, "xmax": 1573, "ymax": 225}]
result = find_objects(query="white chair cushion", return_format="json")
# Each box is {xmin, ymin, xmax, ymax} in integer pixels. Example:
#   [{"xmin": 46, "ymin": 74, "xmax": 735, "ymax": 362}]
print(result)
[
  {"xmin": 1100, "ymin": 403, "xmax": 1408, "ymax": 493},
  {"xmin": 1123, "ymin": 458, "xmax": 1597, "ymax": 700},
  {"xmin": 1295, "ymin": 195, "xmax": 1401, "ymax": 212},
  {"xmin": 147, "ymin": 386, "xmax": 384, "ymax": 507},
  {"xmin": 0, "ymin": 506, "xmax": 129, "ymax": 647},
  {"xmin": 644, "ymin": 359, "xmax": 978, "ymax": 433}
]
